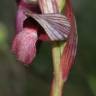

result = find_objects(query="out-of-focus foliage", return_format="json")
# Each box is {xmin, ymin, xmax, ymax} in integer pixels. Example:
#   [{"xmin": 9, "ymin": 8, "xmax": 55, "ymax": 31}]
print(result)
[{"xmin": 0, "ymin": 0, "xmax": 96, "ymax": 96}]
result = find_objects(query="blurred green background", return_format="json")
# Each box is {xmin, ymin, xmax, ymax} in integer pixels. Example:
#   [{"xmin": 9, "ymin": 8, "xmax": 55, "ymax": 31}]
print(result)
[{"xmin": 0, "ymin": 0, "xmax": 96, "ymax": 96}]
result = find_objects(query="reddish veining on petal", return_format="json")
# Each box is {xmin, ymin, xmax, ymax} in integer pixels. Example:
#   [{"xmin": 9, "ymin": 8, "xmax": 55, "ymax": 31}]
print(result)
[{"xmin": 61, "ymin": 0, "xmax": 78, "ymax": 81}]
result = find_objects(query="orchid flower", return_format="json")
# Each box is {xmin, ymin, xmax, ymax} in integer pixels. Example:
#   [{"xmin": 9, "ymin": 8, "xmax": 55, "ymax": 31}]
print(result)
[
  {"xmin": 12, "ymin": 0, "xmax": 71, "ymax": 64},
  {"xmin": 12, "ymin": 0, "xmax": 77, "ymax": 96}
]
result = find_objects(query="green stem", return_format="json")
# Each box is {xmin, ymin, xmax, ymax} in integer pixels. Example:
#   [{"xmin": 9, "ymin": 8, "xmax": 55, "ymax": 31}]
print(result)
[
  {"xmin": 56, "ymin": 0, "xmax": 66, "ymax": 12},
  {"xmin": 51, "ymin": 42, "xmax": 65, "ymax": 96}
]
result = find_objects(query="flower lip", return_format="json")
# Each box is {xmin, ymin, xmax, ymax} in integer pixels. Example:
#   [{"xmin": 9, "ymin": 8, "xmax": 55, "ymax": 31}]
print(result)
[{"xmin": 12, "ymin": 27, "xmax": 38, "ymax": 64}]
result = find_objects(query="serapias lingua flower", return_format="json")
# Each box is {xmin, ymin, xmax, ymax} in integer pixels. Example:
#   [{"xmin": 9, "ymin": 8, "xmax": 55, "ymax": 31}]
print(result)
[{"xmin": 12, "ymin": 0, "xmax": 71, "ymax": 64}]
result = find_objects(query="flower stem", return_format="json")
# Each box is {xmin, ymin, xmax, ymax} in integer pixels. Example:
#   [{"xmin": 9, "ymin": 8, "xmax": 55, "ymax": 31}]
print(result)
[{"xmin": 51, "ymin": 42, "xmax": 66, "ymax": 96}]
